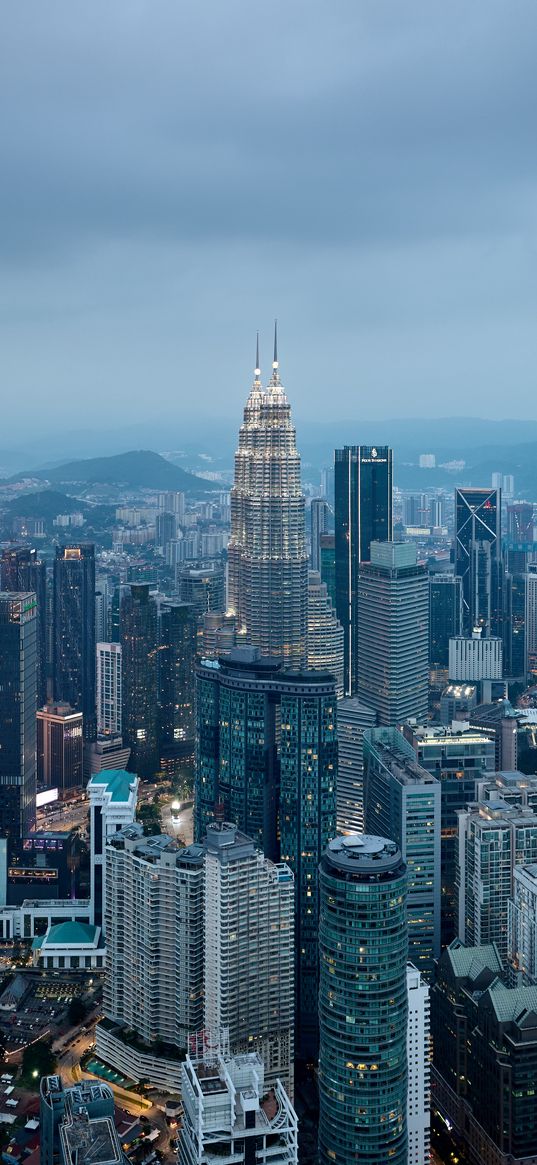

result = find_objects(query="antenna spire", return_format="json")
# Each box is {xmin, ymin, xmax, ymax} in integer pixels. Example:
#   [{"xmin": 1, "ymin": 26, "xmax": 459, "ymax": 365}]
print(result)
[
  {"xmin": 255, "ymin": 332, "xmax": 260, "ymax": 379},
  {"xmin": 269, "ymin": 319, "xmax": 280, "ymax": 386}
]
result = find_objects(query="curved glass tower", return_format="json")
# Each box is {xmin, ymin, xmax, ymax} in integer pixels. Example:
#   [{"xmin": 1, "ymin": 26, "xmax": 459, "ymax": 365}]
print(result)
[
  {"xmin": 228, "ymin": 330, "xmax": 308, "ymax": 669},
  {"xmin": 318, "ymin": 834, "xmax": 408, "ymax": 1165}
]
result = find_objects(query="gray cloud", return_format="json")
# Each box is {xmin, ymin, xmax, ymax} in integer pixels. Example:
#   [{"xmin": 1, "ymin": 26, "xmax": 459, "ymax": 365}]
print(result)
[{"xmin": 0, "ymin": 0, "xmax": 536, "ymax": 433}]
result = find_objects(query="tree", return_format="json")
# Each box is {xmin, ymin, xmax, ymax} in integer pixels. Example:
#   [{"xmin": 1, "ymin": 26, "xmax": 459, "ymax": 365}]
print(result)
[
  {"xmin": 67, "ymin": 997, "xmax": 87, "ymax": 1026},
  {"xmin": 21, "ymin": 1039, "xmax": 56, "ymax": 1086}
]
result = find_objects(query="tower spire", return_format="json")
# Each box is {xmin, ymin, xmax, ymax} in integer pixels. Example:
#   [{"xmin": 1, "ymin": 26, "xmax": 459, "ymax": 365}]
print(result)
[
  {"xmin": 255, "ymin": 331, "xmax": 260, "ymax": 379},
  {"xmin": 270, "ymin": 319, "xmax": 280, "ymax": 386}
]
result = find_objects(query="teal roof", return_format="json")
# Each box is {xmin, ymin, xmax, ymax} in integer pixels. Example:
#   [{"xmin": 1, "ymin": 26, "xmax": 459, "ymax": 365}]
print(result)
[
  {"xmin": 31, "ymin": 935, "xmax": 44, "ymax": 950},
  {"xmin": 89, "ymin": 769, "xmax": 134, "ymax": 801},
  {"xmin": 45, "ymin": 921, "xmax": 100, "ymax": 947},
  {"xmin": 447, "ymin": 940, "xmax": 503, "ymax": 981},
  {"xmin": 487, "ymin": 980, "xmax": 537, "ymax": 1024}
]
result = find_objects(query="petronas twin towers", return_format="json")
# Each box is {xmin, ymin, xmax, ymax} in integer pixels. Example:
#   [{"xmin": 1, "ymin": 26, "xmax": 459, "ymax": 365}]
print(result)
[{"xmin": 228, "ymin": 327, "xmax": 309, "ymax": 669}]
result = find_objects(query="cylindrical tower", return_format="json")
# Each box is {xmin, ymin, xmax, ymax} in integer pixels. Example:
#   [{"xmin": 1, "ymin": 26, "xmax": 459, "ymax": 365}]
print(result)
[{"xmin": 318, "ymin": 834, "xmax": 408, "ymax": 1165}]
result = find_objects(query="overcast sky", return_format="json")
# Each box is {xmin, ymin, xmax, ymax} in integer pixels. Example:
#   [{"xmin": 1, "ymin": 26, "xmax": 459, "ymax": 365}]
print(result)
[{"xmin": 1, "ymin": 0, "xmax": 536, "ymax": 439}]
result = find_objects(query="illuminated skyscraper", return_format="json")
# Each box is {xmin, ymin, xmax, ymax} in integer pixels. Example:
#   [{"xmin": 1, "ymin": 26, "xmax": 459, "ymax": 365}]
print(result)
[
  {"xmin": 0, "ymin": 592, "xmax": 37, "ymax": 839},
  {"xmin": 228, "ymin": 330, "xmax": 308, "ymax": 669},
  {"xmin": 307, "ymin": 570, "xmax": 344, "ymax": 698},
  {"xmin": 1, "ymin": 547, "xmax": 47, "ymax": 705},
  {"xmin": 53, "ymin": 544, "xmax": 96, "ymax": 740},
  {"xmin": 120, "ymin": 584, "xmax": 158, "ymax": 778},
  {"xmin": 334, "ymin": 445, "xmax": 393, "ymax": 694}
]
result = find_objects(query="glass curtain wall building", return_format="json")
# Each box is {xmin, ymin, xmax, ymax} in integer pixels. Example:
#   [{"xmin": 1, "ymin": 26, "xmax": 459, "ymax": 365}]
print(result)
[
  {"xmin": 334, "ymin": 445, "xmax": 393, "ymax": 695},
  {"xmin": 318, "ymin": 834, "xmax": 408, "ymax": 1165}
]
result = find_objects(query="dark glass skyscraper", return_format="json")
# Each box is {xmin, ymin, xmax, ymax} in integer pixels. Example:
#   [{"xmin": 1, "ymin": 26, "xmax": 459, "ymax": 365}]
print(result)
[
  {"xmin": 455, "ymin": 487, "xmax": 502, "ymax": 636},
  {"xmin": 318, "ymin": 834, "xmax": 408, "ymax": 1165},
  {"xmin": 195, "ymin": 647, "xmax": 337, "ymax": 1060},
  {"xmin": 120, "ymin": 584, "xmax": 158, "ymax": 777},
  {"xmin": 429, "ymin": 573, "xmax": 462, "ymax": 667},
  {"xmin": 1, "ymin": 547, "xmax": 48, "ymax": 705},
  {"xmin": 334, "ymin": 445, "xmax": 393, "ymax": 695},
  {"xmin": 158, "ymin": 600, "xmax": 197, "ymax": 766},
  {"xmin": 53, "ymin": 544, "xmax": 96, "ymax": 740},
  {"xmin": 0, "ymin": 593, "xmax": 37, "ymax": 839}
]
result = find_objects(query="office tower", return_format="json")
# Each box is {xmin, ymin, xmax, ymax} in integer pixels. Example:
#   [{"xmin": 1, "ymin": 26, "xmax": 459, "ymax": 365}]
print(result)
[
  {"xmin": 364, "ymin": 727, "xmax": 441, "ymax": 973},
  {"xmin": 318, "ymin": 835, "xmax": 408, "ymax": 1165},
  {"xmin": 180, "ymin": 1043, "xmax": 298, "ymax": 1165},
  {"xmin": 95, "ymin": 577, "xmax": 110, "ymax": 643},
  {"xmin": 96, "ymin": 642, "xmax": 122, "ymax": 736},
  {"xmin": 457, "ymin": 797, "xmax": 537, "ymax": 960},
  {"xmin": 334, "ymin": 444, "xmax": 393, "ymax": 694},
  {"xmin": 1, "ymin": 546, "xmax": 47, "ymax": 705},
  {"xmin": 403, "ymin": 721, "xmax": 496, "ymax": 945},
  {"xmin": 179, "ymin": 561, "xmax": 225, "ymax": 626},
  {"xmin": 506, "ymin": 502, "xmax": 534, "ymax": 574},
  {"xmin": 53, "ymin": 544, "xmax": 96, "ymax": 740},
  {"xmin": 40, "ymin": 1077, "xmax": 128, "ymax": 1165},
  {"xmin": 455, "ymin": 486, "xmax": 502, "ymax": 636},
  {"xmin": 432, "ymin": 941, "xmax": 537, "ymax": 1165},
  {"xmin": 503, "ymin": 571, "xmax": 527, "ymax": 678},
  {"xmin": 158, "ymin": 490, "xmax": 185, "ymax": 522},
  {"xmin": 156, "ymin": 509, "xmax": 177, "ymax": 548},
  {"xmin": 320, "ymin": 464, "xmax": 334, "ymax": 502},
  {"xmin": 307, "ymin": 570, "xmax": 344, "ymax": 698},
  {"xmin": 120, "ymin": 583, "xmax": 158, "ymax": 777},
  {"xmin": 88, "ymin": 769, "xmax": 138, "ymax": 929},
  {"xmin": 406, "ymin": 965, "xmax": 431, "ymax": 1165},
  {"xmin": 227, "ymin": 334, "xmax": 308, "ymax": 668},
  {"xmin": 525, "ymin": 564, "xmax": 537, "ymax": 677},
  {"xmin": 336, "ymin": 697, "xmax": 376, "ymax": 833},
  {"xmin": 158, "ymin": 601, "xmax": 196, "ymax": 763},
  {"xmin": 429, "ymin": 573, "xmax": 462, "ymax": 667},
  {"xmin": 103, "ymin": 827, "xmax": 204, "ymax": 1054},
  {"xmin": 201, "ymin": 611, "xmax": 237, "ymax": 658},
  {"xmin": 0, "ymin": 592, "xmax": 37, "ymax": 839},
  {"xmin": 510, "ymin": 863, "xmax": 537, "ymax": 982},
  {"xmin": 439, "ymin": 681, "xmax": 477, "ymax": 725},
  {"xmin": 357, "ymin": 542, "xmax": 429, "ymax": 724},
  {"xmin": 84, "ymin": 734, "xmax": 131, "ymax": 782},
  {"xmin": 195, "ymin": 648, "xmax": 337, "ymax": 1059},
  {"xmin": 37, "ymin": 704, "xmax": 83, "ymax": 792},
  {"xmin": 204, "ymin": 822, "xmax": 294, "ymax": 1094},
  {"xmin": 319, "ymin": 532, "xmax": 336, "ymax": 607},
  {"xmin": 310, "ymin": 498, "xmax": 328, "ymax": 571}
]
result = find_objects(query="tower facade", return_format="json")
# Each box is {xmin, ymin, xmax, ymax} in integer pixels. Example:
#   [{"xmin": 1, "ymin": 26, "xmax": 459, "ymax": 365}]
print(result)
[
  {"xmin": 455, "ymin": 487, "xmax": 502, "ymax": 636},
  {"xmin": 0, "ymin": 593, "xmax": 37, "ymax": 839},
  {"xmin": 357, "ymin": 542, "xmax": 429, "ymax": 725},
  {"xmin": 120, "ymin": 584, "xmax": 158, "ymax": 777},
  {"xmin": 37, "ymin": 704, "xmax": 83, "ymax": 792},
  {"xmin": 158, "ymin": 600, "xmax": 196, "ymax": 763},
  {"xmin": 228, "ymin": 334, "xmax": 308, "ymax": 669},
  {"xmin": 307, "ymin": 570, "xmax": 344, "ymax": 698},
  {"xmin": 334, "ymin": 445, "xmax": 393, "ymax": 694},
  {"xmin": 1, "ymin": 547, "xmax": 47, "ymax": 705},
  {"xmin": 318, "ymin": 834, "xmax": 408, "ymax": 1165},
  {"xmin": 96, "ymin": 642, "xmax": 122, "ymax": 736},
  {"xmin": 204, "ymin": 821, "xmax": 294, "ymax": 1095},
  {"xmin": 53, "ymin": 544, "xmax": 96, "ymax": 740}
]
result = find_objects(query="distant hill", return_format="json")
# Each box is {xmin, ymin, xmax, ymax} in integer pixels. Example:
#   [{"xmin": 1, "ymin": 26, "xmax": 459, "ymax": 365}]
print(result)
[
  {"xmin": 8, "ymin": 450, "xmax": 217, "ymax": 493},
  {"xmin": 4, "ymin": 490, "xmax": 85, "ymax": 519}
]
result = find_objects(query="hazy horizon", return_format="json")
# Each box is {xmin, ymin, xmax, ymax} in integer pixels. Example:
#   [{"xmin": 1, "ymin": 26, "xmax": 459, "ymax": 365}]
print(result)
[{"xmin": 2, "ymin": 2, "xmax": 537, "ymax": 429}]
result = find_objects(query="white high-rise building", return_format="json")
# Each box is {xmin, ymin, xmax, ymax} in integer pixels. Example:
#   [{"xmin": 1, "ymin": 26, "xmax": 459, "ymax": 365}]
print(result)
[
  {"xmin": 158, "ymin": 491, "xmax": 185, "ymax": 522},
  {"xmin": 307, "ymin": 570, "xmax": 344, "ymax": 698},
  {"xmin": 448, "ymin": 631, "xmax": 503, "ymax": 683},
  {"xmin": 406, "ymin": 964, "xmax": 431, "ymax": 1165},
  {"xmin": 336, "ymin": 698, "xmax": 377, "ymax": 833},
  {"xmin": 102, "ymin": 826, "xmax": 204, "ymax": 1049},
  {"xmin": 457, "ymin": 798, "xmax": 537, "ymax": 959},
  {"xmin": 96, "ymin": 642, "xmax": 122, "ymax": 736},
  {"xmin": 228, "ymin": 330, "xmax": 308, "ymax": 669},
  {"xmin": 179, "ymin": 1041, "xmax": 298, "ymax": 1165},
  {"xmin": 87, "ymin": 769, "xmax": 138, "ymax": 930},
  {"xmin": 204, "ymin": 821, "xmax": 294, "ymax": 1096}
]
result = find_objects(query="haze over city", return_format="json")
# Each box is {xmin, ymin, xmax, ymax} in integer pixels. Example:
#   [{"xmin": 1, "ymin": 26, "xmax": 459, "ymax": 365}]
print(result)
[{"xmin": 1, "ymin": 0, "xmax": 537, "ymax": 441}]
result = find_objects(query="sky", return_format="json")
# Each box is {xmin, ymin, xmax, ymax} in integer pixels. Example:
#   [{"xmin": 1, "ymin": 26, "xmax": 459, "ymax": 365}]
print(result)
[{"xmin": 1, "ymin": 0, "xmax": 537, "ymax": 441}]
